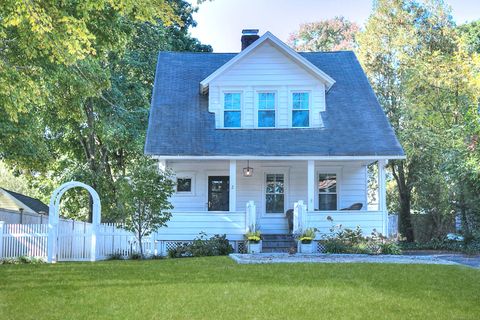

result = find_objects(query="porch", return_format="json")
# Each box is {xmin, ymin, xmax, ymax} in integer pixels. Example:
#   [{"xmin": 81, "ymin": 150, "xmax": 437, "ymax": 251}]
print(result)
[{"xmin": 156, "ymin": 158, "xmax": 390, "ymax": 245}]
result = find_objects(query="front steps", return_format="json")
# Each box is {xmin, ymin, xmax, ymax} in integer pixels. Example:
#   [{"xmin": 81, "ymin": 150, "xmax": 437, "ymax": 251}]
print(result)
[{"xmin": 261, "ymin": 234, "xmax": 296, "ymax": 253}]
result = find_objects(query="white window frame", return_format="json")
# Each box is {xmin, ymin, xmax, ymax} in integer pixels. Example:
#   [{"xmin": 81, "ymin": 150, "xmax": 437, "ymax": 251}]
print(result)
[
  {"xmin": 254, "ymin": 89, "xmax": 278, "ymax": 128},
  {"xmin": 290, "ymin": 90, "xmax": 311, "ymax": 128},
  {"xmin": 174, "ymin": 172, "xmax": 196, "ymax": 196},
  {"xmin": 315, "ymin": 167, "xmax": 341, "ymax": 211},
  {"xmin": 221, "ymin": 90, "xmax": 243, "ymax": 128},
  {"xmin": 288, "ymin": 87, "xmax": 313, "ymax": 129},
  {"xmin": 261, "ymin": 167, "xmax": 289, "ymax": 217}
]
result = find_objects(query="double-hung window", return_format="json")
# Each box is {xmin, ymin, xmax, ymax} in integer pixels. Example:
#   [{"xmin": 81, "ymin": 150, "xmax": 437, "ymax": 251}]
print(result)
[
  {"xmin": 318, "ymin": 173, "xmax": 337, "ymax": 210},
  {"xmin": 224, "ymin": 93, "xmax": 241, "ymax": 128},
  {"xmin": 292, "ymin": 92, "xmax": 310, "ymax": 127},
  {"xmin": 265, "ymin": 173, "xmax": 285, "ymax": 213},
  {"xmin": 258, "ymin": 92, "xmax": 275, "ymax": 127}
]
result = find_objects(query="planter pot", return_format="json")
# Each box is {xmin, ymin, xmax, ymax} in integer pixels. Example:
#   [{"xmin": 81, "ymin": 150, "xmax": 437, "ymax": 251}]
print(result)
[
  {"xmin": 298, "ymin": 241, "xmax": 315, "ymax": 254},
  {"xmin": 248, "ymin": 241, "xmax": 262, "ymax": 254}
]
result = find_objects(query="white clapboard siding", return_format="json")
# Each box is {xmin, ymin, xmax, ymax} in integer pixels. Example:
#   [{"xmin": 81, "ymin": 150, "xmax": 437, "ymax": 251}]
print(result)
[
  {"xmin": 307, "ymin": 211, "xmax": 384, "ymax": 236},
  {"xmin": 168, "ymin": 160, "xmax": 369, "ymax": 234},
  {"xmin": 156, "ymin": 211, "xmax": 246, "ymax": 241},
  {"xmin": 209, "ymin": 40, "xmax": 326, "ymax": 128}
]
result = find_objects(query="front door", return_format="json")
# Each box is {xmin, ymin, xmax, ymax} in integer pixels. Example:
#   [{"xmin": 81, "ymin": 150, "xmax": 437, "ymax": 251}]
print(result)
[{"xmin": 208, "ymin": 176, "xmax": 229, "ymax": 211}]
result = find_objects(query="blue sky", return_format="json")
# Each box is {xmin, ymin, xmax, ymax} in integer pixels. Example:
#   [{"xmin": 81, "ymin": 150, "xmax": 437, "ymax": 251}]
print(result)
[{"xmin": 187, "ymin": 0, "xmax": 480, "ymax": 52}]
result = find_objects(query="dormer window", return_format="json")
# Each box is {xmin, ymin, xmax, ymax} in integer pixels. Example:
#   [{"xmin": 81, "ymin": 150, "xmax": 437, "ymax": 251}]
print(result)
[
  {"xmin": 258, "ymin": 92, "xmax": 276, "ymax": 127},
  {"xmin": 292, "ymin": 92, "xmax": 310, "ymax": 127},
  {"xmin": 224, "ymin": 93, "xmax": 241, "ymax": 128}
]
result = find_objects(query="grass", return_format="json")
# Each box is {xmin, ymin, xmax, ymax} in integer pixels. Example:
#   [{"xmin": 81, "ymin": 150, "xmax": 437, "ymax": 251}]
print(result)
[{"xmin": 0, "ymin": 257, "xmax": 479, "ymax": 320}]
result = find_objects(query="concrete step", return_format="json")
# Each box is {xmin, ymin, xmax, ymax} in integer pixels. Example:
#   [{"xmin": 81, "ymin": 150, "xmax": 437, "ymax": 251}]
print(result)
[
  {"xmin": 262, "ymin": 234, "xmax": 294, "ymax": 241},
  {"xmin": 262, "ymin": 240, "xmax": 296, "ymax": 248}
]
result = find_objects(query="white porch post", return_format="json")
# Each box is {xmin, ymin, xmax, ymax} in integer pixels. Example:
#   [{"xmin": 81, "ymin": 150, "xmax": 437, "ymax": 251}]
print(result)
[
  {"xmin": 378, "ymin": 159, "xmax": 388, "ymax": 235},
  {"xmin": 229, "ymin": 160, "xmax": 237, "ymax": 212},
  {"xmin": 157, "ymin": 160, "xmax": 166, "ymax": 172},
  {"xmin": 307, "ymin": 160, "xmax": 315, "ymax": 212}
]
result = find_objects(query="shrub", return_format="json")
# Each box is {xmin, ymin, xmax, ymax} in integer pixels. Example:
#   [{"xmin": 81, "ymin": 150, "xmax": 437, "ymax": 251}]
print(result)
[
  {"xmin": 379, "ymin": 241, "xmax": 402, "ymax": 255},
  {"xmin": 322, "ymin": 223, "xmax": 401, "ymax": 255},
  {"xmin": 107, "ymin": 252, "xmax": 124, "ymax": 260},
  {"xmin": 129, "ymin": 252, "xmax": 143, "ymax": 260},
  {"xmin": 0, "ymin": 256, "xmax": 46, "ymax": 265},
  {"xmin": 168, "ymin": 233, "xmax": 234, "ymax": 258},
  {"xmin": 167, "ymin": 243, "xmax": 192, "ymax": 258}
]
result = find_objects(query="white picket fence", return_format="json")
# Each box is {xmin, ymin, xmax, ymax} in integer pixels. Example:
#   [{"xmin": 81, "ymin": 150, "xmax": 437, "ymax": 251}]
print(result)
[{"xmin": 0, "ymin": 220, "xmax": 154, "ymax": 262}]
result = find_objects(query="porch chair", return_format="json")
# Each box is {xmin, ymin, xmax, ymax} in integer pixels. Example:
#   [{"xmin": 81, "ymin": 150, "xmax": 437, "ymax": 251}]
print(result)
[{"xmin": 340, "ymin": 203, "xmax": 363, "ymax": 211}]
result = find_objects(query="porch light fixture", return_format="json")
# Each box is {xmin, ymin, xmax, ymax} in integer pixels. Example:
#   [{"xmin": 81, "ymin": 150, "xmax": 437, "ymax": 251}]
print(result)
[{"xmin": 243, "ymin": 160, "xmax": 254, "ymax": 177}]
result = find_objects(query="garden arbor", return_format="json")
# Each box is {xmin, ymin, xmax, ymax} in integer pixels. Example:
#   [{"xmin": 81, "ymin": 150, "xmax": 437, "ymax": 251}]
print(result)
[{"xmin": 47, "ymin": 181, "xmax": 101, "ymax": 263}]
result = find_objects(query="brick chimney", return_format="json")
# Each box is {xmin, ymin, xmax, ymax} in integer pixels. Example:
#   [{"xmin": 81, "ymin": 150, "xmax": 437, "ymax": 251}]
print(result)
[{"xmin": 241, "ymin": 29, "xmax": 259, "ymax": 50}]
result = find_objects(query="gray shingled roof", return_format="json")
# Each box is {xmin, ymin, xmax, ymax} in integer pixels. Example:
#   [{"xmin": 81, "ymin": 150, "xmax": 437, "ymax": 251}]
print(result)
[
  {"xmin": 2, "ymin": 188, "xmax": 49, "ymax": 213},
  {"xmin": 144, "ymin": 51, "xmax": 404, "ymax": 157}
]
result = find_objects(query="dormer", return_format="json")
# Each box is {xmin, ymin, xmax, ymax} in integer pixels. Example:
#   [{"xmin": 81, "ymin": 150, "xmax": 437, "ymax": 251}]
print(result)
[{"xmin": 200, "ymin": 30, "xmax": 335, "ymax": 129}]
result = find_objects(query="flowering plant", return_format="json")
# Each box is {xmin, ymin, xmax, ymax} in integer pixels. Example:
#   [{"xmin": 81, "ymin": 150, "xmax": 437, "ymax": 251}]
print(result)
[
  {"xmin": 297, "ymin": 228, "xmax": 317, "ymax": 244},
  {"xmin": 245, "ymin": 230, "xmax": 261, "ymax": 243}
]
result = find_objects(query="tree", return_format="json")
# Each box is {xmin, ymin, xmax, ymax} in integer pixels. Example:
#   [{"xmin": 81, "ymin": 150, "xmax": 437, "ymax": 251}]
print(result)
[
  {"xmin": 288, "ymin": 17, "xmax": 359, "ymax": 51},
  {"xmin": 458, "ymin": 20, "xmax": 480, "ymax": 54},
  {"xmin": 358, "ymin": 0, "xmax": 480, "ymax": 241},
  {"xmin": 120, "ymin": 157, "xmax": 175, "ymax": 258},
  {"xmin": 1, "ymin": 0, "xmax": 211, "ymax": 221}
]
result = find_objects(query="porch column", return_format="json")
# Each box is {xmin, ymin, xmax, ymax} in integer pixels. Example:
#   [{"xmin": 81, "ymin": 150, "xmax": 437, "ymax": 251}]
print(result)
[
  {"xmin": 157, "ymin": 160, "xmax": 166, "ymax": 172},
  {"xmin": 378, "ymin": 159, "xmax": 388, "ymax": 234},
  {"xmin": 229, "ymin": 160, "xmax": 237, "ymax": 212},
  {"xmin": 307, "ymin": 160, "xmax": 315, "ymax": 212}
]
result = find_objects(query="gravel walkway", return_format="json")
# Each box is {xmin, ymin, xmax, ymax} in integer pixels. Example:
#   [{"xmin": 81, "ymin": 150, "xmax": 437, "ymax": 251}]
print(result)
[{"xmin": 229, "ymin": 253, "xmax": 480, "ymax": 268}]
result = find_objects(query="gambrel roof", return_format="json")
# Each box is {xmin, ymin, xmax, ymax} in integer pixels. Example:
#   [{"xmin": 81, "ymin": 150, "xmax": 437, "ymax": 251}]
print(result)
[{"xmin": 145, "ymin": 50, "xmax": 404, "ymax": 158}]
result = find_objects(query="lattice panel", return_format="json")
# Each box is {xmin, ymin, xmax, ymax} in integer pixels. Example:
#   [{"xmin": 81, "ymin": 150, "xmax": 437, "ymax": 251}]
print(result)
[
  {"xmin": 317, "ymin": 241, "xmax": 326, "ymax": 253},
  {"xmin": 164, "ymin": 241, "xmax": 192, "ymax": 252},
  {"xmin": 236, "ymin": 241, "xmax": 247, "ymax": 254}
]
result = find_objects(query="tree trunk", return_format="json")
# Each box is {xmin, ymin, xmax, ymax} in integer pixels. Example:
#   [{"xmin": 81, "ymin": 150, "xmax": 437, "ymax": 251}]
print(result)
[{"xmin": 391, "ymin": 161, "xmax": 415, "ymax": 242}]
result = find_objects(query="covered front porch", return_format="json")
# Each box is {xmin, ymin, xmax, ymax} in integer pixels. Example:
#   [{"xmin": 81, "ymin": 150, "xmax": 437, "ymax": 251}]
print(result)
[{"xmin": 155, "ymin": 158, "xmax": 391, "ymax": 245}]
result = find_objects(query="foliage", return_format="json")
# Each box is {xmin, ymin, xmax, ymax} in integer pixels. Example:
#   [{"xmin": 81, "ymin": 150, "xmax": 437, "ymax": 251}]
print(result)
[
  {"xmin": 322, "ymin": 222, "xmax": 401, "ymax": 255},
  {"xmin": 120, "ymin": 156, "xmax": 175, "ymax": 258},
  {"xmin": 399, "ymin": 232, "xmax": 480, "ymax": 255},
  {"xmin": 458, "ymin": 20, "xmax": 480, "ymax": 54},
  {"xmin": 357, "ymin": 0, "xmax": 480, "ymax": 242},
  {"xmin": 0, "ymin": 162, "xmax": 40, "ymax": 198},
  {"xmin": 296, "ymin": 228, "xmax": 317, "ymax": 244},
  {"xmin": 0, "ymin": 256, "xmax": 46, "ymax": 265},
  {"xmin": 167, "ymin": 233, "xmax": 234, "ymax": 258},
  {"xmin": 245, "ymin": 230, "xmax": 262, "ymax": 243},
  {"xmin": 288, "ymin": 16, "xmax": 359, "ymax": 51},
  {"xmin": 0, "ymin": 0, "xmax": 211, "ymax": 222}
]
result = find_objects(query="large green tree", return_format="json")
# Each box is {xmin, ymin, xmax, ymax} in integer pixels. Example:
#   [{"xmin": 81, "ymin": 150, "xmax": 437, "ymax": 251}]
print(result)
[
  {"xmin": 358, "ymin": 0, "xmax": 480, "ymax": 241},
  {"xmin": 1, "ymin": 1, "xmax": 211, "ymax": 221}
]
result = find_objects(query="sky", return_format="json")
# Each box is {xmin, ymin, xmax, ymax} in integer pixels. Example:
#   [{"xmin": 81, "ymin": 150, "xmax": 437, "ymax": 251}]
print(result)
[{"xmin": 187, "ymin": 0, "xmax": 480, "ymax": 52}]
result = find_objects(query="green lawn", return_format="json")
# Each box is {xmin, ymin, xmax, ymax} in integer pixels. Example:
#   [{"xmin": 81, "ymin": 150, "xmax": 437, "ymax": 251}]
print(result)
[{"xmin": 1, "ymin": 257, "xmax": 479, "ymax": 319}]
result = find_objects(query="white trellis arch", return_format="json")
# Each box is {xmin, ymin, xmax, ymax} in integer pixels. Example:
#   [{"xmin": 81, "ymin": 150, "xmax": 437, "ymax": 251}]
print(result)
[{"xmin": 47, "ymin": 181, "xmax": 101, "ymax": 263}]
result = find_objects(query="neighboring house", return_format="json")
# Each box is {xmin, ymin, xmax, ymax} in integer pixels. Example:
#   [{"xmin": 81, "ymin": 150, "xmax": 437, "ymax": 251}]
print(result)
[
  {"xmin": 145, "ymin": 30, "xmax": 404, "ymax": 249},
  {"xmin": 0, "ymin": 188, "xmax": 49, "ymax": 224}
]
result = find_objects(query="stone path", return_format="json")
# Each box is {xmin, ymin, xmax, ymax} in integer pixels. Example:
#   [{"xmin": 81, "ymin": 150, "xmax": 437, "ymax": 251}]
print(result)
[{"xmin": 229, "ymin": 253, "xmax": 480, "ymax": 268}]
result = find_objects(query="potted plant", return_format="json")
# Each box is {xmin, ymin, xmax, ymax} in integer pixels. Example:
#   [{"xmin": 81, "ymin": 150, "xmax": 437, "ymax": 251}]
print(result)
[
  {"xmin": 297, "ymin": 228, "xmax": 317, "ymax": 254},
  {"xmin": 245, "ymin": 230, "xmax": 262, "ymax": 254}
]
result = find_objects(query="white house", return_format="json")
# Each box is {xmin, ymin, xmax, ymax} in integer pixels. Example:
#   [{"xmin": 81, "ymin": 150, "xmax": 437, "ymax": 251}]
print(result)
[{"xmin": 144, "ymin": 30, "xmax": 404, "ymax": 252}]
